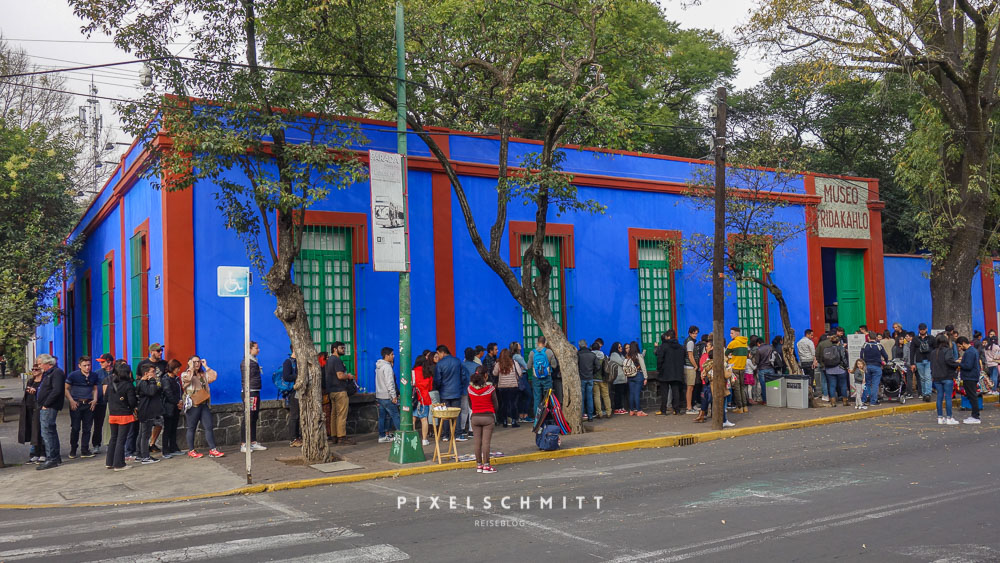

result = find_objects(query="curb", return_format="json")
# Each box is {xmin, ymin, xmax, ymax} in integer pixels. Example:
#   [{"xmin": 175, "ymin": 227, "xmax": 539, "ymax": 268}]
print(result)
[{"xmin": 3, "ymin": 394, "xmax": 995, "ymax": 509}]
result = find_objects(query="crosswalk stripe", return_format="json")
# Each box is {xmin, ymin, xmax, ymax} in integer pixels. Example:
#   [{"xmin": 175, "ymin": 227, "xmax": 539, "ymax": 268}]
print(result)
[
  {"xmin": 277, "ymin": 544, "xmax": 410, "ymax": 562},
  {"xmin": 0, "ymin": 518, "xmax": 314, "ymax": 560},
  {"xmin": 2, "ymin": 497, "xmax": 243, "ymax": 529},
  {"xmin": 0, "ymin": 506, "xmax": 247, "ymax": 544},
  {"xmin": 92, "ymin": 528, "xmax": 365, "ymax": 563}
]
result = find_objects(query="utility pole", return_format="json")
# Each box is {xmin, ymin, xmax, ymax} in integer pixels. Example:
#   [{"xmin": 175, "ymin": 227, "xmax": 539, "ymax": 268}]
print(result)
[
  {"xmin": 389, "ymin": 0, "xmax": 425, "ymax": 464},
  {"xmin": 711, "ymin": 86, "xmax": 727, "ymax": 431}
]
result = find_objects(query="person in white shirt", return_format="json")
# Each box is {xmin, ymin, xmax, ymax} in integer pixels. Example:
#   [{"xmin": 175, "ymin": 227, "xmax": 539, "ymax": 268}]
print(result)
[{"xmin": 797, "ymin": 329, "xmax": 818, "ymax": 398}]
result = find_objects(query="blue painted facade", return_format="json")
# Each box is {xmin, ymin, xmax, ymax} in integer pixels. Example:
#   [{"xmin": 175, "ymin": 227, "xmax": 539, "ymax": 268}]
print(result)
[
  {"xmin": 882, "ymin": 255, "xmax": 989, "ymax": 335},
  {"xmin": 35, "ymin": 119, "xmax": 926, "ymax": 406}
]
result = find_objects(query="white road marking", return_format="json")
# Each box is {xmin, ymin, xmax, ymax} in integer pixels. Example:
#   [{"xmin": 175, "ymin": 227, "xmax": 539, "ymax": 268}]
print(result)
[
  {"xmin": 0, "ymin": 497, "xmax": 228, "ymax": 528},
  {"xmin": 249, "ymin": 494, "xmax": 312, "ymax": 519},
  {"xmin": 609, "ymin": 484, "xmax": 994, "ymax": 562},
  {"xmin": 91, "ymin": 528, "xmax": 365, "ymax": 563},
  {"xmin": 0, "ymin": 518, "xmax": 314, "ymax": 560},
  {"xmin": 523, "ymin": 458, "xmax": 688, "ymax": 480},
  {"xmin": 0, "ymin": 505, "xmax": 249, "ymax": 544},
  {"xmin": 277, "ymin": 544, "xmax": 410, "ymax": 562}
]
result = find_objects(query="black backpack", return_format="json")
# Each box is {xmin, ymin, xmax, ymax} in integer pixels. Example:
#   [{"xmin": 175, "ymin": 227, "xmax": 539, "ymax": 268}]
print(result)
[
  {"xmin": 918, "ymin": 336, "xmax": 931, "ymax": 354},
  {"xmin": 822, "ymin": 345, "xmax": 842, "ymax": 368}
]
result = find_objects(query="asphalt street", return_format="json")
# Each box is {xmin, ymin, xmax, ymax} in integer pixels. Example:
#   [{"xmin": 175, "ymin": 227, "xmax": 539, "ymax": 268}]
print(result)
[{"xmin": 1, "ymin": 409, "xmax": 997, "ymax": 562}]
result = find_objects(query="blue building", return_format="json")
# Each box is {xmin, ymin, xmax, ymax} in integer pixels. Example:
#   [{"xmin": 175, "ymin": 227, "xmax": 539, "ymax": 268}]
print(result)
[{"xmin": 34, "ymin": 115, "xmax": 996, "ymax": 406}]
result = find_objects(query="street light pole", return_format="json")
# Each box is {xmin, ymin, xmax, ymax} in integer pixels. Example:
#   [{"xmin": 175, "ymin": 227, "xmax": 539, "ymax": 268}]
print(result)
[
  {"xmin": 389, "ymin": 0, "xmax": 425, "ymax": 464},
  {"xmin": 711, "ymin": 86, "xmax": 727, "ymax": 431}
]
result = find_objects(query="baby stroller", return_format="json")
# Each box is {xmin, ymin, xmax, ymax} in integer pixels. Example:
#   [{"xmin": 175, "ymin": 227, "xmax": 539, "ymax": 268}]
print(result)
[{"xmin": 880, "ymin": 360, "xmax": 907, "ymax": 404}]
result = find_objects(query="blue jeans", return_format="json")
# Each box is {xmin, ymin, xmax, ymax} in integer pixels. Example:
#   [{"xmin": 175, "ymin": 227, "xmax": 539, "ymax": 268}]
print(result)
[
  {"xmin": 627, "ymin": 376, "xmax": 644, "ymax": 411},
  {"xmin": 989, "ymin": 366, "xmax": 999, "ymax": 390},
  {"xmin": 700, "ymin": 386, "xmax": 727, "ymax": 422},
  {"xmin": 580, "ymin": 380, "xmax": 595, "ymax": 418},
  {"xmin": 377, "ymin": 398, "xmax": 400, "ymax": 437},
  {"xmin": 39, "ymin": 408, "xmax": 61, "ymax": 462},
  {"xmin": 818, "ymin": 368, "xmax": 831, "ymax": 397},
  {"xmin": 185, "ymin": 403, "xmax": 217, "ymax": 450},
  {"xmin": 532, "ymin": 376, "xmax": 552, "ymax": 416},
  {"xmin": 862, "ymin": 364, "xmax": 882, "ymax": 404},
  {"xmin": 933, "ymin": 379, "xmax": 953, "ymax": 417},
  {"xmin": 826, "ymin": 371, "xmax": 848, "ymax": 399},
  {"xmin": 915, "ymin": 360, "xmax": 931, "ymax": 395}
]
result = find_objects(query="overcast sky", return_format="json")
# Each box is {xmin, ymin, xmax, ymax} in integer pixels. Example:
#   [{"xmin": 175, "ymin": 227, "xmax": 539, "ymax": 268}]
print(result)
[{"xmin": 0, "ymin": 0, "xmax": 769, "ymax": 151}]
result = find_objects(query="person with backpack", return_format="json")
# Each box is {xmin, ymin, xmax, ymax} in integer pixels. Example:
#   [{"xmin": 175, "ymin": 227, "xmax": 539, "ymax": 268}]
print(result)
[
  {"xmin": 822, "ymin": 334, "xmax": 849, "ymax": 406},
  {"xmin": 577, "ymin": 340, "xmax": 600, "ymax": 421},
  {"xmin": 591, "ymin": 339, "xmax": 612, "ymax": 418},
  {"xmin": 375, "ymin": 347, "xmax": 401, "ymax": 443},
  {"xmin": 510, "ymin": 341, "xmax": 533, "ymax": 424},
  {"xmin": 493, "ymin": 348, "xmax": 523, "ymax": 427},
  {"xmin": 860, "ymin": 333, "xmax": 889, "ymax": 407},
  {"xmin": 281, "ymin": 349, "xmax": 301, "ymax": 447},
  {"xmin": 814, "ymin": 332, "xmax": 833, "ymax": 403},
  {"xmin": 528, "ymin": 337, "xmax": 558, "ymax": 416},
  {"xmin": 911, "ymin": 323, "xmax": 934, "ymax": 401},
  {"xmin": 239, "ymin": 341, "xmax": 266, "ymax": 453},
  {"xmin": 751, "ymin": 337, "xmax": 778, "ymax": 405},
  {"xmin": 930, "ymin": 333, "xmax": 960, "ymax": 425},
  {"xmin": 623, "ymin": 341, "xmax": 648, "ymax": 416},
  {"xmin": 135, "ymin": 364, "xmax": 163, "ymax": 464},
  {"xmin": 160, "ymin": 359, "xmax": 184, "ymax": 458},
  {"xmin": 433, "ymin": 345, "xmax": 469, "ymax": 442},
  {"xmin": 607, "ymin": 342, "xmax": 627, "ymax": 414},
  {"xmin": 655, "ymin": 330, "xmax": 685, "ymax": 415},
  {"xmin": 468, "ymin": 369, "xmax": 499, "ymax": 473},
  {"xmin": 105, "ymin": 361, "xmax": 138, "ymax": 471}
]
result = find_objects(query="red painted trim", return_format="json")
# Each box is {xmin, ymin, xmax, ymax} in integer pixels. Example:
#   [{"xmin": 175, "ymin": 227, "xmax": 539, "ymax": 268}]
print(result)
[
  {"xmin": 432, "ymin": 172, "xmax": 456, "ymax": 353},
  {"xmin": 627, "ymin": 228, "xmax": 683, "ymax": 269},
  {"xmin": 866, "ymin": 182, "xmax": 888, "ymax": 332},
  {"xmin": 982, "ymin": 264, "xmax": 997, "ymax": 333},
  {"xmin": 804, "ymin": 175, "xmax": 826, "ymax": 335},
  {"xmin": 298, "ymin": 211, "xmax": 370, "ymax": 264},
  {"xmin": 65, "ymin": 281, "xmax": 74, "ymax": 364},
  {"xmin": 161, "ymin": 175, "xmax": 196, "ymax": 362},
  {"xmin": 105, "ymin": 250, "xmax": 116, "ymax": 356},
  {"xmin": 508, "ymin": 221, "xmax": 575, "ymax": 268},
  {"xmin": 118, "ymin": 199, "xmax": 128, "ymax": 362},
  {"xmin": 132, "ymin": 219, "xmax": 151, "ymax": 356}
]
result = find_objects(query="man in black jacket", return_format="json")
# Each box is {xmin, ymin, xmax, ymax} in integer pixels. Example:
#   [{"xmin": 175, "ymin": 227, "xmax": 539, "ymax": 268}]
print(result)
[
  {"xmin": 137, "ymin": 343, "xmax": 169, "ymax": 453},
  {"xmin": 35, "ymin": 354, "xmax": 66, "ymax": 470},
  {"xmin": 577, "ymin": 341, "xmax": 599, "ymax": 421},
  {"xmin": 655, "ymin": 330, "xmax": 686, "ymax": 415},
  {"xmin": 160, "ymin": 359, "xmax": 183, "ymax": 458},
  {"xmin": 283, "ymin": 349, "xmax": 301, "ymax": 447},
  {"xmin": 136, "ymin": 364, "xmax": 163, "ymax": 464},
  {"xmin": 241, "ymin": 341, "xmax": 267, "ymax": 452}
]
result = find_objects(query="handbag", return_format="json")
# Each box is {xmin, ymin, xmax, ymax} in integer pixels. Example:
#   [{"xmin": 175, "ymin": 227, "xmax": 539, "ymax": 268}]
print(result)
[
  {"xmin": 190, "ymin": 373, "xmax": 210, "ymax": 406},
  {"xmin": 345, "ymin": 378, "xmax": 358, "ymax": 396}
]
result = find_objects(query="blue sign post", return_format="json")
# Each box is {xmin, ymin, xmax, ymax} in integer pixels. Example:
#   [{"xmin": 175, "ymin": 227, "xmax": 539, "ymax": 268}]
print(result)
[{"xmin": 217, "ymin": 266, "xmax": 252, "ymax": 483}]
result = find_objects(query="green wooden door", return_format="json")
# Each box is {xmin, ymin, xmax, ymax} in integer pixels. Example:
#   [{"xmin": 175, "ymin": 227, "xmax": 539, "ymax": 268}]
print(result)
[
  {"xmin": 835, "ymin": 249, "xmax": 866, "ymax": 333},
  {"xmin": 637, "ymin": 240, "xmax": 672, "ymax": 371},
  {"xmin": 101, "ymin": 259, "xmax": 114, "ymax": 356},
  {"xmin": 295, "ymin": 226, "xmax": 355, "ymax": 372},
  {"xmin": 521, "ymin": 236, "xmax": 563, "ymax": 352},
  {"xmin": 737, "ymin": 263, "xmax": 767, "ymax": 340},
  {"xmin": 129, "ymin": 233, "xmax": 148, "ymax": 369}
]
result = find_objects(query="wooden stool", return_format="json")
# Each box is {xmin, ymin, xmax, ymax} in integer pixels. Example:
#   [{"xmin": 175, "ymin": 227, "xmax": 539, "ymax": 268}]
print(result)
[{"xmin": 431, "ymin": 407, "xmax": 460, "ymax": 464}]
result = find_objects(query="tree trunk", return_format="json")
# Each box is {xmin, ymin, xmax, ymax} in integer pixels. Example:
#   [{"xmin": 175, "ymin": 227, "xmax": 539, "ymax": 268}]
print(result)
[
  {"xmin": 535, "ymin": 312, "xmax": 582, "ymax": 434},
  {"xmin": 761, "ymin": 279, "xmax": 800, "ymax": 376},
  {"xmin": 930, "ymin": 245, "xmax": 979, "ymax": 338}
]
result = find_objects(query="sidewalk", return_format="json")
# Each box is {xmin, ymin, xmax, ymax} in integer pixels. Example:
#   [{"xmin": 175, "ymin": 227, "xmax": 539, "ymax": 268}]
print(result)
[{"xmin": 2, "ymin": 390, "xmax": 996, "ymax": 507}]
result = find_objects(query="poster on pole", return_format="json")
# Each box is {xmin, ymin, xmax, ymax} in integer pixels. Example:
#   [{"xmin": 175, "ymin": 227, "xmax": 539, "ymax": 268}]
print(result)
[
  {"xmin": 846, "ymin": 334, "xmax": 865, "ymax": 393},
  {"xmin": 369, "ymin": 150, "xmax": 409, "ymax": 272}
]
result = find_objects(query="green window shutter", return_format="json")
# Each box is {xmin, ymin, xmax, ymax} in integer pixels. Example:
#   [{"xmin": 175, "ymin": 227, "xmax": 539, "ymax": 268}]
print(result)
[
  {"xmin": 295, "ymin": 226, "xmax": 355, "ymax": 373},
  {"xmin": 737, "ymin": 262, "xmax": 767, "ymax": 340},
  {"xmin": 101, "ymin": 259, "xmax": 111, "ymax": 355},
  {"xmin": 520, "ymin": 236, "xmax": 563, "ymax": 352},
  {"xmin": 129, "ymin": 234, "xmax": 148, "ymax": 368},
  {"xmin": 637, "ymin": 240, "xmax": 672, "ymax": 371}
]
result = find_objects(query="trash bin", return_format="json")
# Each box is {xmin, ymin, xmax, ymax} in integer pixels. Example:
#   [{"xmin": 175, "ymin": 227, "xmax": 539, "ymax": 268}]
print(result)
[
  {"xmin": 784, "ymin": 374, "xmax": 810, "ymax": 409},
  {"xmin": 763, "ymin": 373, "xmax": 786, "ymax": 407}
]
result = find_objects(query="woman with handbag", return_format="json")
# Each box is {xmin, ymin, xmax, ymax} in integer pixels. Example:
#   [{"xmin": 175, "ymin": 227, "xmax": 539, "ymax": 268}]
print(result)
[
  {"xmin": 181, "ymin": 355, "xmax": 224, "ymax": 458},
  {"xmin": 105, "ymin": 361, "xmax": 138, "ymax": 471},
  {"xmin": 493, "ymin": 348, "xmax": 523, "ymax": 428},
  {"xmin": 623, "ymin": 341, "xmax": 648, "ymax": 416},
  {"xmin": 18, "ymin": 365, "xmax": 44, "ymax": 463},
  {"xmin": 607, "ymin": 342, "xmax": 627, "ymax": 414}
]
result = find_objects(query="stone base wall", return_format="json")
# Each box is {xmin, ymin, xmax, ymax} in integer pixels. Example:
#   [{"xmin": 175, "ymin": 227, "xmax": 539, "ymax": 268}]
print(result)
[{"xmin": 178, "ymin": 393, "xmax": 379, "ymax": 449}]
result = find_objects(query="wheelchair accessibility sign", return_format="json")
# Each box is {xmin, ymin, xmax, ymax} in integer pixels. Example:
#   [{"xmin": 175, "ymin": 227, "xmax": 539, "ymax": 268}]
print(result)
[{"xmin": 217, "ymin": 266, "xmax": 250, "ymax": 298}]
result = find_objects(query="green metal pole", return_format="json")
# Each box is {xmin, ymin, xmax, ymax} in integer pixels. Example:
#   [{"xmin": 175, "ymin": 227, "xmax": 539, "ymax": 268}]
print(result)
[{"xmin": 390, "ymin": 0, "xmax": 424, "ymax": 464}]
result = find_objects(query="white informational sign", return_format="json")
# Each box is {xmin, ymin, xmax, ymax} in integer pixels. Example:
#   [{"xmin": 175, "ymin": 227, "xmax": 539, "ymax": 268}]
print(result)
[
  {"xmin": 369, "ymin": 150, "xmax": 409, "ymax": 272},
  {"xmin": 816, "ymin": 178, "xmax": 871, "ymax": 240},
  {"xmin": 847, "ymin": 334, "xmax": 866, "ymax": 393}
]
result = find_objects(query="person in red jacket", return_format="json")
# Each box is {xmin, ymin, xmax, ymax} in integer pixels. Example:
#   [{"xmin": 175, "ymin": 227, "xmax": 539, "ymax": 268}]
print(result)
[
  {"xmin": 468, "ymin": 367, "xmax": 499, "ymax": 473},
  {"xmin": 413, "ymin": 356, "xmax": 434, "ymax": 446}
]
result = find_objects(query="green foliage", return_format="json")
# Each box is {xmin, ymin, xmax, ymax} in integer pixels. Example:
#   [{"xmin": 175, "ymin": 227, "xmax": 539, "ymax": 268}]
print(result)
[
  {"xmin": 71, "ymin": 0, "xmax": 367, "ymax": 281},
  {"xmin": 0, "ymin": 119, "xmax": 80, "ymax": 346}
]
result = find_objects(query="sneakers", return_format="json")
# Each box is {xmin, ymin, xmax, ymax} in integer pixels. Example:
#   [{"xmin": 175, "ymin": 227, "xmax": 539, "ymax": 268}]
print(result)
[
  {"xmin": 860, "ymin": 404, "xmax": 869, "ymax": 410},
  {"xmin": 937, "ymin": 417, "xmax": 945, "ymax": 425},
  {"xmin": 140, "ymin": 457, "xmax": 160, "ymax": 464},
  {"xmin": 685, "ymin": 409, "xmax": 698, "ymax": 415},
  {"xmin": 635, "ymin": 411, "xmax": 648, "ymax": 417},
  {"xmin": 481, "ymin": 465, "xmax": 497, "ymax": 474},
  {"xmin": 290, "ymin": 439, "xmax": 303, "ymax": 447},
  {"xmin": 240, "ymin": 444, "xmax": 247, "ymax": 453},
  {"xmin": 250, "ymin": 442, "xmax": 268, "ymax": 451},
  {"xmin": 68, "ymin": 450, "xmax": 78, "ymax": 459},
  {"xmin": 455, "ymin": 435, "xmax": 469, "ymax": 442},
  {"xmin": 187, "ymin": 450, "xmax": 204, "ymax": 458},
  {"xmin": 378, "ymin": 436, "xmax": 393, "ymax": 443},
  {"xmin": 946, "ymin": 417, "xmax": 960, "ymax": 425},
  {"xmin": 963, "ymin": 417, "xmax": 981, "ymax": 425},
  {"xmin": 723, "ymin": 421, "xmax": 736, "ymax": 428},
  {"xmin": 113, "ymin": 466, "xmax": 131, "ymax": 472},
  {"xmin": 125, "ymin": 455, "xmax": 136, "ymax": 462},
  {"xmin": 421, "ymin": 439, "xmax": 430, "ymax": 446},
  {"xmin": 81, "ymin": 450, "xmax": 96, "ymax": 458},
  {"xmin": 208, "ymin": 449, "xmax": 225, "ymax": 458},
  {"xmin": 476, "ymin": 464, "xmax": 483, "ymax": 473},
  {"xmin": 162, "ymin": 452, "xmax": 174, "ymax": 459}
]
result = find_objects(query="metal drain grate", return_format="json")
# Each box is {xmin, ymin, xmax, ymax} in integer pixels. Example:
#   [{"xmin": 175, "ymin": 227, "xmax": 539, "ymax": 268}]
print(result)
[{"xmin": 676, "ymin": 436, "xmax": 696, "ymax": 447}]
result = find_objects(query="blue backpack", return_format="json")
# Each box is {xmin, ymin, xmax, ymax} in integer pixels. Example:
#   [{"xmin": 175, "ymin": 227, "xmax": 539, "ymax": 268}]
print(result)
[
  {"xmin": 535, "ymin": 424, "xmax": 561, "ymax": 451},
  {"xmin": 533, "ymin": 349, "xmax": 551, "ymax": 379},
  {"xmin": 272, "ymin": 365, "xmax": 295, "ymax": 399}
]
